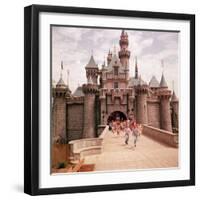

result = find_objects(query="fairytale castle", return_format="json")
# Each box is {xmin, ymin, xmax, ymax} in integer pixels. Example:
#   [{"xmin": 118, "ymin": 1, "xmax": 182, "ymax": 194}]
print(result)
[{"xmin": 52, "ymin": 30, "xmax": 179, "ymax": 142}]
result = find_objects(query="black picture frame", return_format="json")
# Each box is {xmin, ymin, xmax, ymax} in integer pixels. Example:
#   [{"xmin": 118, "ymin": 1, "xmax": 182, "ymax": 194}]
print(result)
[{"xmin": 24, "ymin": 4, "xmax": 195, "ymax": 196}]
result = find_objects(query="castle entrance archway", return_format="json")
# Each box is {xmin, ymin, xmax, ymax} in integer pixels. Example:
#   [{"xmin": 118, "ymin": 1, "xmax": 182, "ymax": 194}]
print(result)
[{"xmin": 107, "ymin": 111, "xmax": 127, "ymax": 124}]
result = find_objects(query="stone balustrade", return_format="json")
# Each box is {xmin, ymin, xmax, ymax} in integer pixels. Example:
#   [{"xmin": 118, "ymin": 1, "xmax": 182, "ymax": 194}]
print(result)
[
  {"xmin": 69, "ymin": 137, "xmax": 103, "ymax": 163},
  {"xmin": 142, "ymin": 125, "xmax": 178, "ymax": 148}
]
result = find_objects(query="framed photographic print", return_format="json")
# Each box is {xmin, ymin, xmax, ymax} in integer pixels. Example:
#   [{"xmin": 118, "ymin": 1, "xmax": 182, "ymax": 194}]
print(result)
[{"xmin": 24, "ymin": 4, "xmax": 195, "ymax": 195}]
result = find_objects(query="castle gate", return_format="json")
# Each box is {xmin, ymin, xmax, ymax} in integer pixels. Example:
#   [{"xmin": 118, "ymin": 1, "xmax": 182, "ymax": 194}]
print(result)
[{"xmin": 107, "ymin": 111, "xmax": 127, "ymax": 124}]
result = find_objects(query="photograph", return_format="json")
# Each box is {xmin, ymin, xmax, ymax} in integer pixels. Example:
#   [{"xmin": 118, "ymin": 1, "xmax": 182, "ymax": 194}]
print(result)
[
  {"xmin": 51, "ymin": 26, "xmax": 179, "ymax": 174},
  {"xmin": 24, "ymin": 4, "xmax": 195, "ymax": 195}
]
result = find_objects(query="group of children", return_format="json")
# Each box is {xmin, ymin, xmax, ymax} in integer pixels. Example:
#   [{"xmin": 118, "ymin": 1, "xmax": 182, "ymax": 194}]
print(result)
[{"xmin": 108, "ymin": 118, "xmax": 141, "ymax": 148}]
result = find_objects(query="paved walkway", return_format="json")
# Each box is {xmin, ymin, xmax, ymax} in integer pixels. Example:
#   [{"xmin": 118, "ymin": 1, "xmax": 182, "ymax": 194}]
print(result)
[{"xmin": 84, "ymin": 130, "xmax": 178, "ymax": 171}]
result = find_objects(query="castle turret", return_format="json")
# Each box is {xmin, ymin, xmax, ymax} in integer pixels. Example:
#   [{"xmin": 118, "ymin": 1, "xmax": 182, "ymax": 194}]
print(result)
[
  {"xmin": 171, "ymin": 90, "xmax": 179, "ymax": 131},
  {"xmin": 135, "ymin": 82, "xmax": 148, "ymax": 124},
  {"xmin": 158, "ymin": 88, "xmax": 172, "ymax": 132},
  {"xmin": 107, "ymin": 50, "xmax": 112, "ymax": 65},
  {"xmin": 118, "ymin": 30, "xmax": 130, "ymax": 71},
  {"xmin": 52, "ymin": 62, "xmax": 71, "ymax": 142},
  {"xmin": 157, "ymin": 73, "xmax": 172, "ymax": 132},
  {"xmin": 85, "ymin": 54, "xmax": 99, "ymax": 84},
  {"xmin": 82, "ymin": 77, "xmax": 98, "ymax": 138}
]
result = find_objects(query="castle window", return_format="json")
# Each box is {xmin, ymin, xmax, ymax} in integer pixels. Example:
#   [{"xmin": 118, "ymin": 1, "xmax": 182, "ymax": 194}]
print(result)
[
  {"xmin": 114, "ymin": 82, "xmax": 118, "ymax": 89},
  {"xmin": 114, "ymin": 67, "xmax": 118, "ymax": 75}
]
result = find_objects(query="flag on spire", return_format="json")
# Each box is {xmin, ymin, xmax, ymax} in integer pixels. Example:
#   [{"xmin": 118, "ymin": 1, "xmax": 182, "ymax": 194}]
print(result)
[{"xmin": 61, "ymin": 61, "xmax": 63, "ymax": 70}]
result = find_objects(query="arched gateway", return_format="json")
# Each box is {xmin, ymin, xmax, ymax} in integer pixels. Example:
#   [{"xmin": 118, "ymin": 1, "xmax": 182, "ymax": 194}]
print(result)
[{"xmin": 107, "ymin": 111, "xmax": 127, "ymax": 124}]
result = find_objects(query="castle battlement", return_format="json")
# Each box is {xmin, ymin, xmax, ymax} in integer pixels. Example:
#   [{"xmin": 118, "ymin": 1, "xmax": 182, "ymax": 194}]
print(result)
[
  {"xmin": 67, "ymin": 96, "xmax": 84, "ymax": 104},
  {"xmin": 157, "ymin": 89, "xmax": 171, "ymax": 99},
  {"xmin": 118, "ymin": 50, "xmax": 130, "ymax": 58},
  {"xmin": 82, "ymin": 83, "xmax": 98, "ymax": 94},
  {"xmin": 135, "ymin": 85, "xmax": 149, "ymax": 94}
]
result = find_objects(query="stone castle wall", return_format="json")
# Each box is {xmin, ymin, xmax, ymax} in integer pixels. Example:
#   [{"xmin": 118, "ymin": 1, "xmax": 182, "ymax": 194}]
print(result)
[
  {"xmin": 160, "ymin": 98, "xmax": 172, "ymax": 132},
  {"xmin": 136, "ymin": 93, "xmax": 148, "ymax": 124},
  {"xmin": 147, "ymin": 100, "xmax": 160, "ymax": 128},
  {"xmin": 67, "ymin": 103, "xmax": 84, "ymax": 141},
  {"xmin": 83, "ymin": 94, "xmax": 96, "ymax": 138},
  {"xmin": 53, "ymin": 98, "xmax": 66, "ymax": 140}
]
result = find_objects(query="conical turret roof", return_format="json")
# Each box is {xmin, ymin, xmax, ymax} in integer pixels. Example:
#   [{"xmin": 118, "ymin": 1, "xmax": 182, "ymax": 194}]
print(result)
[
  {"xmin": 56, "ymin": 76, "xmax": 67, "ymax": 88},
  {"xmin": 171, "ymin": 91, "xmax": 178, "ymax": 101},
  {"xmin": 85, "ymin": 55, "xmax": 98, "ymax": 68},
  {"xmin": 73, "ymin": 86, "xmax": 84, "ymax": 97},
  {"xmin": 149, "ymin": 76, "xmax": 159, "ymax": 88},
  {"xmin": 160, "ymin": 73, "xmax": 168, "ymax": 88}
]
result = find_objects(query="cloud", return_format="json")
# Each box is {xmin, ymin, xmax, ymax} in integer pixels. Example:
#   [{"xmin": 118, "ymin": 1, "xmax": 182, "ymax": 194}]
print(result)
[{"xmin": 52, "ymin": 26, "xmax": 179, "ymax": 95}]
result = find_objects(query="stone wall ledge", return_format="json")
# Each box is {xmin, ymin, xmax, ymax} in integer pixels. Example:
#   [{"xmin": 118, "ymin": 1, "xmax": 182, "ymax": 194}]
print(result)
[
  {"xmin": 147, "ymin": 99, "xmax": 160, "ymax": 103},
  {"xmin": 69, "ymin": 138, "xmax": 103, "ymax": 163},
  {"xmin": 143, "ymin": 125, "xmax": 178, "ymax": 148}
]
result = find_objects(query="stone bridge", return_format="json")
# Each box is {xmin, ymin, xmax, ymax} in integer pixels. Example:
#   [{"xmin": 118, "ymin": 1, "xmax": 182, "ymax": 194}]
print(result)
[{"xmin": 83, "ymin": 126, "xmax": 178, "ymax": 171}]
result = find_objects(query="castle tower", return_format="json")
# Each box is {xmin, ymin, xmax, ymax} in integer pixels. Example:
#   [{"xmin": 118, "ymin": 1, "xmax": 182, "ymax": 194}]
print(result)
[
  {"xmin": 135, "ymin": 82, "xmax": 148, "ymax": 124},
  {"xmin": 158, "ymin": 89, "xmax": 172, "ymax": 132},
  {"xmin": 157, "ymin": 74, "xmax": 172, "ymax": 132},
  {"xmin": 171, "ymin": 90, "xmax": 179, "ymax": 130},
  {"xmin": 85, "ymin": 54, "xmax": 99, "ymax": 84},
  {"xmin": 118, "ymin": 30, "xmax": 130, "ymax": 75},
  {"xmin": 82, "ymin": 77, "xmax": 98, "ymax": 138},
  {"xmin": 52, "ymin": 62, "xmax": 71, "ymax": 142},
  {"xmin": 107, "ymin": 50, "xmax": 112, "ymax": 65}
]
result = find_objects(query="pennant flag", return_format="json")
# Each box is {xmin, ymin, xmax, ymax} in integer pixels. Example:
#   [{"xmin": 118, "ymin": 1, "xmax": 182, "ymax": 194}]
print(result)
[{"xmin": 61, "ymin": 61, "xmax": 63, "ymax": 70}]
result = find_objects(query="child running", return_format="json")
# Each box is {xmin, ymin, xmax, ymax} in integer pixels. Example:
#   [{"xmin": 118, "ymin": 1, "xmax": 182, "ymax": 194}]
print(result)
[{"xmin": 124, "ymin": 120, "xmax": 131, "ymax": 145}]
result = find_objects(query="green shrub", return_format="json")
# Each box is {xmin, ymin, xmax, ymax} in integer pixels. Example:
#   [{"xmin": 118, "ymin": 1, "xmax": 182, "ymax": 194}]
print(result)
[{"xmin": 57, "ymin": 161, "xmax": 67, "ymax": 169}]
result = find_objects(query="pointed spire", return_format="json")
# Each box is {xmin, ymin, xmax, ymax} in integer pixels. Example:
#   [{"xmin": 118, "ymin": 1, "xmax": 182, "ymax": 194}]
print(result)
[
  {"xmin": 171, "ymin": 81, "xmax": 178, "ymax": 101},
  {"xmin": 113, "ymin": 45, "xmax": 117, "ymax": 55},
  {"xmin": 67, "ymin": 69, "xmax": 70, "ymax": 87},
  {"xmin": 135, "ymin": 56, "xmax": 138, "ymax": 79},
  {"xmin": 60, "ymin": 61, "xmax": 63, "ymax": 78},
  {"xmin": 102, "ymin": 56, "xmax": 106, "ymax": 69},
  {"xmin": 107, "ymin": 49, "xmax": 112, "ymax": 65},
  {"xmin": 171, "ymin": 90, "xmax": 178, "ymax": 101},
  {"xmin": 108, "ymin": 49, "xmax": 112, "ymax": 55},
  {"xmin": 159, "ymin": 59, "xmax": 168, "ymax": 88},
  {"xmin": 85, "ymin": 54, "xmax": 98, "ymax": 68},
  {"xmin": 56, "ymin": 61, "xmax": 66, "ymax": 88},
  {"xmin": 160, "ymin": 73, "xmax": 168, "ymax": 88},
  {"xmin": 61, "ymin": 60, "xmax": 64, "ymax": 69},
  {"xmin": 149, "ymin": 75, "xmax": 159, "ymax": 88},
  {"xmin": 161, "ymin": 59, "xmax": 164, "ymax": 73}
]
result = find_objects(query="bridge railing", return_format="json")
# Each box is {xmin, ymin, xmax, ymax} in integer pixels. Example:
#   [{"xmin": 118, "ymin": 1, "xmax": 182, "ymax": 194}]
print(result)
[
  {"xmin": 142, "ymin": 125, "xmax": 178, "ymax": 148},
  {"xmin": 68, "ymin": 126, "xmax": 108, "ymax": 163}
]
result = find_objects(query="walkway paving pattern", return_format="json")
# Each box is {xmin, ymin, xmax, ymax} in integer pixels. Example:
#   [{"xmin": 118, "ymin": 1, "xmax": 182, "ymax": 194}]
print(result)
[{"xmin": 84, "ymin": 130, "xmax": 178, "ymax": 171}]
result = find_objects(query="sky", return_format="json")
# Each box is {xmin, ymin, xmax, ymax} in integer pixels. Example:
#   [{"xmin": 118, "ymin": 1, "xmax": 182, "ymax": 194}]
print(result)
[{"xmin": 52, "ymin": 26, "xmax": 179, "ymax": 95}]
